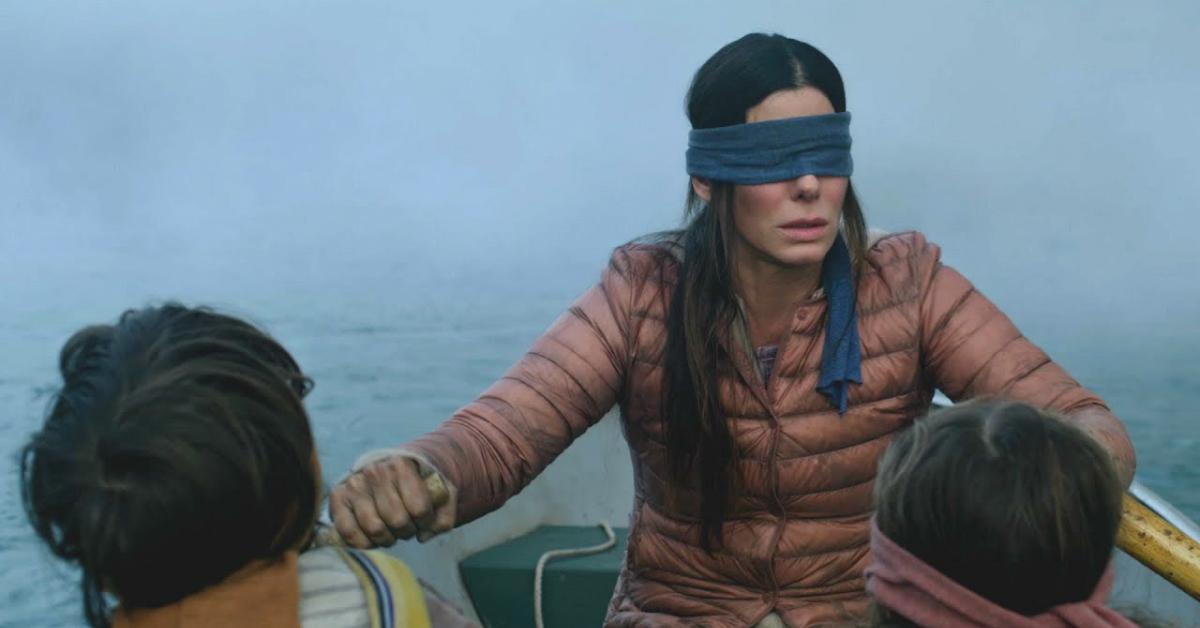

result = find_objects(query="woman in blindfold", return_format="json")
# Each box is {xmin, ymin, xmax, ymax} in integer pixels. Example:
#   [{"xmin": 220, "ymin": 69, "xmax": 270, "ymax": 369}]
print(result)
[{"xmin": 331, "ymin": 33, "xmax": 1135, "ymax": 627}]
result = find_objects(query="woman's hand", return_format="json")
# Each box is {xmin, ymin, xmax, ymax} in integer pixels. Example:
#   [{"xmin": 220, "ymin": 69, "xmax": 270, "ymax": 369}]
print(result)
[{"xmin": 329, "ymin": 455, "xmax": 456, "ymax": 548}]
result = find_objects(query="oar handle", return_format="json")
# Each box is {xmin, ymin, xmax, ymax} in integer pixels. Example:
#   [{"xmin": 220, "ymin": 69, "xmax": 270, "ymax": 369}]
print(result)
[
  {"xmin": 422, "ymin": 469, "xmax": 451, "ymax": 508},
  {"xmin": 1117, "ymin": 493, "xmax": 1200, "ymax": 601}
]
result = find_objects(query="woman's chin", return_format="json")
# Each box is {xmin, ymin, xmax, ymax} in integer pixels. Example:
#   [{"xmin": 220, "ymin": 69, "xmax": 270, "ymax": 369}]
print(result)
[{"xmin": 772, "ymin": 240, "xmax": 834, "ymax": 267}]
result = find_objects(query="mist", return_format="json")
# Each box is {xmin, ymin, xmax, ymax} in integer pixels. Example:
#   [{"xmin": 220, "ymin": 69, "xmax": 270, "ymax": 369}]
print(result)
[{"xmin": 4, "ymin": 1, "xmax": 1199, "ymax": 347}]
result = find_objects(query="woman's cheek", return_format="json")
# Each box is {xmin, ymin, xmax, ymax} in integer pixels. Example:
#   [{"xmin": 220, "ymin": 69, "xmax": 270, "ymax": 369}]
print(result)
[
  {"xmin": 822, "ymin": 177, "xmax": 849, "ymax": 210},
  {"xmin": 734, "ymin": 182, "xmax": 789, "ymax": 215}
]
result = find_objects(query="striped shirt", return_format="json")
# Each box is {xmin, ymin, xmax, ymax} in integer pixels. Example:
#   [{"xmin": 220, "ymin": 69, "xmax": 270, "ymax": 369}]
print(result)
[
  {"xmin": 298, "ymin": 547, "xmax": 372, "ymax": 628},
  {"xmin": 298, "ymin": 547, "xmax": 479, "ymax": 628},
  {"xmin": 755, "ymin": 344, "xmax": 779, "ymax": 384}
]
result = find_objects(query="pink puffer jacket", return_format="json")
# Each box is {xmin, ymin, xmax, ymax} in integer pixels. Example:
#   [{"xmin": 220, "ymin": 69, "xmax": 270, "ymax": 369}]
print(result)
[{"xmin": 403, "ymin": 231, "xmax": 1135, "ymax": 627}]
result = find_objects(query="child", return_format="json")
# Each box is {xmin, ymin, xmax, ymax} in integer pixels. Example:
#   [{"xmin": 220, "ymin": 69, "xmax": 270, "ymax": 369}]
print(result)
[
  {"xmin": 19, "ymin": 304, "xmax": 472, "ymax": 628},
  {"xmin": 865, "ymin": 400, "xmax": 1140, "ymax": 627}
]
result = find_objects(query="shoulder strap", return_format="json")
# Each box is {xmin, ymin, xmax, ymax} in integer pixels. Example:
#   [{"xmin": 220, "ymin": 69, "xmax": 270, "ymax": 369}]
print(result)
[{"xmin": 334, "ymin": 547, "xmax": 432, "ymax": 628}]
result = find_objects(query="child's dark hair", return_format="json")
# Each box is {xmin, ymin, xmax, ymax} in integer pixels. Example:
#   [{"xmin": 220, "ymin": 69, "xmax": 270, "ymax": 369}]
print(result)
[
  {"xmin": 872, "ymin": 400, "xmax": 1124, "ymax": 622},
  {"xmin": 19, "ymin": 304, "xmax": 319, "ymax": 627}
]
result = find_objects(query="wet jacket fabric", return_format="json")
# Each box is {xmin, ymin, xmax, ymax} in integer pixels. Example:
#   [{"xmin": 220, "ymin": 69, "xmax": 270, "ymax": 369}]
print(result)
[{"xmin": 403, "ymin": 231, "xmax": 1134, "ymax": 627}]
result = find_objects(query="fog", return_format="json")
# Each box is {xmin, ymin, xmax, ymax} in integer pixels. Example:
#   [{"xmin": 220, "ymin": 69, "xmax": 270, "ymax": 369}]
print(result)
[{"xmin": 3, "ymin": 1, "xmax": 1198, "ymax": 338}]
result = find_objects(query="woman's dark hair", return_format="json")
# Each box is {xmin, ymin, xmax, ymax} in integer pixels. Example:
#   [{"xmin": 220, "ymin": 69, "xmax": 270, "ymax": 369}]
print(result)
[
  {"xmin": 870, "ymin": 401, "xmax": 1124, "ymax": 623},
  {"xmin": 19, "ymin": 304, "xmax": 318, "ymax": 628},
  {"xmin": 661, "ymin": 33, "xmax": 868, "ymax": 549}
]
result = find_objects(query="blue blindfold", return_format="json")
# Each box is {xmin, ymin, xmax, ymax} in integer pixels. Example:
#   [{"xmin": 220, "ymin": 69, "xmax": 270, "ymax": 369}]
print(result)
[{"xmin": 686, "ymin": 112, "xmax": 853, "ymax": 184}]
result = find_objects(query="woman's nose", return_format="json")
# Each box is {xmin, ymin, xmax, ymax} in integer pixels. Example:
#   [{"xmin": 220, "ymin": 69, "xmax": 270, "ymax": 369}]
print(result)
[{"xmin": 793, "ymin": 174, "xmax": 820, "ymax": 201}]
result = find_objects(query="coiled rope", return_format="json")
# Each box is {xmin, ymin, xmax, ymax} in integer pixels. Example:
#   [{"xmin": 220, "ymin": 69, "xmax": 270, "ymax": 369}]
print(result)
[{"xmin": 533, "ymin": 522, "xmax": 617, "ymax": 628}]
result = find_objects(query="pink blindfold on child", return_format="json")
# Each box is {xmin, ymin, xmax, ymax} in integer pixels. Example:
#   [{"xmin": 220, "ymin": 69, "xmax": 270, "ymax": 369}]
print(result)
[{"xmin": 865, "ymin": 519, "xmax": 1137, "ymax": 628}]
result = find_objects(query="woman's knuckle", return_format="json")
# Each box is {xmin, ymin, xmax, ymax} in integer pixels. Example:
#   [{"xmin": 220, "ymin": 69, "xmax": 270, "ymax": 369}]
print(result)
[
  {"xmin": 361, "ymin": 464, "xmax": 385, "ymax": 483},
  {"xmin": 410, "ymin": 500, "xmax": 432, "ymax": 518},
  {"xmin": 345, "ymin": 472, "xmax": 368, "ymax": 491},
  {"xmin": 393, "ymin": 511, "xmax": 417, "ymax": 530}
]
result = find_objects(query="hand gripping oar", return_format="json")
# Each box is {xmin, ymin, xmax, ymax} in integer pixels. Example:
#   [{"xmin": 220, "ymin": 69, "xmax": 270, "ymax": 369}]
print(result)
[{"xmin": 315, "ymin": 469, "xmax": 451, "ymax": 547}]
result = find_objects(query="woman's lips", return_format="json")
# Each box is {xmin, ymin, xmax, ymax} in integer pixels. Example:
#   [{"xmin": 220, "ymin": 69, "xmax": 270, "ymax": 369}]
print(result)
[{"xmin": 778, "ymin": 218, "xmax": 829, "ymax": 242}]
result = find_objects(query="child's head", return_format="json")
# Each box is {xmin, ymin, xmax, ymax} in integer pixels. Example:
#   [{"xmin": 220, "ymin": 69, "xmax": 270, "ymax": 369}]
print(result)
[
  {"xmin": 871, "ymin": 400, "xmax": 1123, "ymax": 618},
  {"xmin": 20, "ymin": 304, "xmax": 320, "ymax": 626}
]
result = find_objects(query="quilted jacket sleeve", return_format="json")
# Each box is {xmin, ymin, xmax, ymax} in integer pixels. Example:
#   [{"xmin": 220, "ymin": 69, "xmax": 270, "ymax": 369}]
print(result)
[
  {"xmin": 914, "ymin": 234, "xmax": 1136, "ymax": 483},
  {"xmin": 400, "ymin": 247, "xmax": 645, "ymax": 524}
]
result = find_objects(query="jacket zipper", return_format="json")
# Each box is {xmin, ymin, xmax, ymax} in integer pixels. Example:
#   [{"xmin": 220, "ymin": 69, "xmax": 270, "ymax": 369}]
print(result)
[{"xmin": 738, "ymin": 326, "xmax": 790, "ymax": 604}]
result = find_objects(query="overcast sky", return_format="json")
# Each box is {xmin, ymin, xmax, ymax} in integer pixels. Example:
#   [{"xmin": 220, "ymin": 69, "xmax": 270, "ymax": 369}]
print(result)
[{"xmin": 2, "ymin": 0, "xmax": 1198, "ymax": 340}]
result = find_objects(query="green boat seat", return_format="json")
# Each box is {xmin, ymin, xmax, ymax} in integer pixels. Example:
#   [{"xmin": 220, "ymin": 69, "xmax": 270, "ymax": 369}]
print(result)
[{"xmin": 460, "ymin": 525, "xmax": 629, "ymax": 627}]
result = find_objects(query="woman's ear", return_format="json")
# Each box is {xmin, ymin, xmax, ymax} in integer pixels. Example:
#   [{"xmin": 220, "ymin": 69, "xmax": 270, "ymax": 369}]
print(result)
[{"xmin": 691, "ymin": 176, "xmax": 712, "ymax": 203}]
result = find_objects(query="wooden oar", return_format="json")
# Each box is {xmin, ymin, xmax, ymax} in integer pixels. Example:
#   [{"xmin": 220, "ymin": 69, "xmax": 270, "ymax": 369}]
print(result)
[{"xmin": 1118, "ymin": 493, "xmax": 1200, "ymax": 601}]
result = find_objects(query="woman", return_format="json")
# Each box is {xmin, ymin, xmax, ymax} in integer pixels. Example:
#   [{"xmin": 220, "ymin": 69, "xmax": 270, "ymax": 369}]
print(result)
[
  {"xmin": 330, "ymin": 34, "xmax": 1135, "ymax": 627},
  {"xmin": 19, "ymin": 304, "xmax": 474, "ymax": 628},
  {"xmin": 866, "ymin": 400, "xmax": 1139, "ymax": 627}
]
